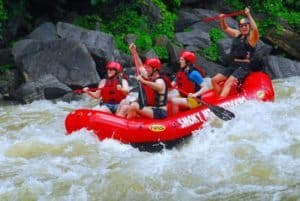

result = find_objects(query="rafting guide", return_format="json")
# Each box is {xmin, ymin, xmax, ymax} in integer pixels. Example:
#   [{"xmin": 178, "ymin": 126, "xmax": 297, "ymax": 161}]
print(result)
[{"xmin": 211, "ymin": 7, "xmax": 260, "ymax": 98}]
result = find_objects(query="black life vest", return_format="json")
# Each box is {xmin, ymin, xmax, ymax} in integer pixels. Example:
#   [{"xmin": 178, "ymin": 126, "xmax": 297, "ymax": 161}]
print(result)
[
  {"xmin": 231, "ymin": 34, "xmax": 256, "ymax": 60},
  {"xmin": 139, "ymin": 77, "xmax": 167, "ymax": 107}
]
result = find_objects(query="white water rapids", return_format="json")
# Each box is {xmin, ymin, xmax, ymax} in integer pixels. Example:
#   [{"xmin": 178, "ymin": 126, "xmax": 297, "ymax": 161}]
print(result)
[{"xmin": 0, "ymin": 77, "xmax": 300, "ymax": 201}]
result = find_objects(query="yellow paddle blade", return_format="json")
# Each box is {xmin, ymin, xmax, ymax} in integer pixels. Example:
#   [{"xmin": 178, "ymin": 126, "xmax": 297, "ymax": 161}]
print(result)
[{"xmin": 187, "ymin": 97, "xmax": 201, "ymax": 108}]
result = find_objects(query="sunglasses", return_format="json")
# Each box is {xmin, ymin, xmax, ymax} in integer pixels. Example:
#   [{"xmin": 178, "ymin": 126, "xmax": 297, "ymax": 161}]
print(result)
[{"xmin": 239, "ymin": 23, "xmax": 249, "ymax": 28}]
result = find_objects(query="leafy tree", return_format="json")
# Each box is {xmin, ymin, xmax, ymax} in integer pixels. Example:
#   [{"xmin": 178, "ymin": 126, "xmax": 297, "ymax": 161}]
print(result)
[
  {"xmin": 75, "ymin": 0, "xmax": 179, "ymax": 60},
  {"xmin": 0, "ymin": 0, "xmax": 8, "ymax": 39},
  {"xmin": 226, "ymin": 0, "xmax": 300, "ymax": 35}
]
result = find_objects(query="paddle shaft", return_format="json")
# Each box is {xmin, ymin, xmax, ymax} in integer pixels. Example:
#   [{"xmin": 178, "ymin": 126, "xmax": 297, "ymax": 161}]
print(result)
[
  {"xmin": 128, "ymin": 43, "xmax": 146, "ymax": 108},
  {"xmin": 175, "ymin": 87, "xmax": 235, "ymax": 121},
  {"xmin": 202, "ymin": 10, "xmax": 244, "ymax": 22},
  {"xmin": 73, "ymin": 87, "xmax": 100, "ymax": 94},
  {"xmin": 177, "ymin": 10, "xmax": 244, "ymax": 32},
  {"xmin": 43, "ymin": 84, "xmax": 99, "ymax": 100}
]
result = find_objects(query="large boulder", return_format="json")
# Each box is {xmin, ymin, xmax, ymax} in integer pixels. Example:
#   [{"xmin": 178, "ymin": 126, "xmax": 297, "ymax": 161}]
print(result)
[
  {"xmin": 175, "ymin": 29, "xmax": 211, "ymax": 50},
  {"xmin": 57, "ymin": 22, "xmax": 120, "ymax": 62},
  {"xmin": 12, "ymin": 38, "xmax": 100, "ymax": 87},
  {"xmin": 265, "ymin": 55, "xmax": 300, "ymax": 79},
  {"xmin": 14, "ymin": 74, "xmax": 71, "ymax": 103},
  {"xmin": 27, "ymin": 22, "xmax": 58, "ymax": 41},
  {"xmin": 140, "ymin": 0, "xmax": 162, "ymax": 23},
  {"xmin": 264, "ymin": 27, "xmax": 300, "ymax": 60}
]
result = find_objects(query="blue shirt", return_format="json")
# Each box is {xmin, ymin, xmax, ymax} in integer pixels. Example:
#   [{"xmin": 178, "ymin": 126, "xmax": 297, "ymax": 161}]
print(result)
[{"xmin": 189, "ymin": 70, "xmax": 203, "ymax": 85}]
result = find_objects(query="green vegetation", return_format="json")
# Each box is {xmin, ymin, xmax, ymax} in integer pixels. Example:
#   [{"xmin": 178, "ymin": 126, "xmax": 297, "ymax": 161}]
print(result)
[
  {"xmin": 74, "ymin": 1, "xmax": 179, "ymax": 60},
  {"xmin": 90, "ymin": 0, "xmax": 113, "ymax": 6},
  {"xmin": 225, "ymin": 0, "xmax": 300, "ymax": 35},
  {"xmin": 0, "ymin": 64, "xmax": 12, "ymax": 73},
  {"xmin": 202, "ymin": 28, "xmax": 224, "ymax": 61},
  {"xmin": 0, "ymin": 0, "xmax": 8, "ymax": 39},
  {"xmin": 74, "ymin": 15, "xmax": 102, "ymax": 31},
  {"xmin": 0, "ymin": 0, "xmax": 298, "ymax": 63}
]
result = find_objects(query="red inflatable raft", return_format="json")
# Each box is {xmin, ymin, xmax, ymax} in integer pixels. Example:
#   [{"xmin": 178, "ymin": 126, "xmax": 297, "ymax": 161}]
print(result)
[{"xmin": 65, "ymin": 72, "xmax": 275, "ymax": 151}]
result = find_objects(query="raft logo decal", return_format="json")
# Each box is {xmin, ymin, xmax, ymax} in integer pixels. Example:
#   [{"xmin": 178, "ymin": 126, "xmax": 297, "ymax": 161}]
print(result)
[
  {"xmin": 149, "ymin": 124, "xmax": 166, "ymax": 132},
  {"xmin": 256, "ymin": 90, "xmax": 265, "ymax": 99},
  {"xmin": 177, "ymin": 112, "xmax": 205, "ymax": 128}
]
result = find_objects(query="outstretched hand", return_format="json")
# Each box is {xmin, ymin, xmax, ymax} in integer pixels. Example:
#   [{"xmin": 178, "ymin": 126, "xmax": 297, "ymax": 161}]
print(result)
[
  {"xmin": 82, "ymin": 87, "xmax": 89, "ymax": 93},
  {"xmin": 136, "ymin": 75, "xmax": 145, "ymax": 83},
  {"xmin": 129, "ymin": 43, "xmax": 136, "ymax": 50},
  {"xmin": 245, "ymin": 7, "xmax": 250, "ymax": 15},
  {"xmin": 218, "ymin": 13, "xmax": 225, "ymax": 18},
  {"xmin": 116, "ymin": 84, "xmax": 122, "ymax": 90}
]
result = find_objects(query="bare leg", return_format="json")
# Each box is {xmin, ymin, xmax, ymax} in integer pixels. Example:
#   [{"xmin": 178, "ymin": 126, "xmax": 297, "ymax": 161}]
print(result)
[
  {"xmin": 170, "ymin": 97, "xmax": 189, "ymax": 114},
  {"xmin": 220, "ymin": 76, "xmax": 237, "ymax": 98},
  {"xmin": 211, "ymin": 73, "xmax": 227, "ymax": 94},
  {"xmin": 136, "ymin": 107, "xmax": 154, "ymax": 119},
  {"xmin": 115, "ymin": 99, "xmax": 129, "ymax": 117},
  {"xmin": 127, "ymin": 102, "xmax": 139, "ymax": 119}
]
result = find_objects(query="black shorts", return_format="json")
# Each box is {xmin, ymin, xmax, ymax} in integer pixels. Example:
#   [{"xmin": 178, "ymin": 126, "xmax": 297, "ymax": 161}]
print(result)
[
  {"xmin": 152, "ymin": 107, "xmax": 167, "ymax": 119},
  {"xmin": 220, "ymin": 62, "xmax": 251, "ymax": 82}
]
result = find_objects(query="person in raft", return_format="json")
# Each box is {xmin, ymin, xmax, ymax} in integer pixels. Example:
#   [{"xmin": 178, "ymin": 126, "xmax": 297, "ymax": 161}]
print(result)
[
  {"xmin": 211, "ymin": 7, "xmax": 259, "ymax": 98},
  {"xmin": 117, "ymin": 43, "xmax": 168, "ymax": 119},
  {"xmin": 83, "ymin": 61, "xmax": 129, "ymax": 114},
  {"xmin": 169, "ymin": 50, "xmax": 208, "ymax": 114}
]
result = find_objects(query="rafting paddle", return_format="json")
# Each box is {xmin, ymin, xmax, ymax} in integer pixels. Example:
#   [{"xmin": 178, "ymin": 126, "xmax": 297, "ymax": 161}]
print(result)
[
  {"xmin": 126, "ymin": 35, "xmax": 146, "ymax": 108},
  {"xmin": 195, "ymin": 97, "xmax": 235, "ymax": 121},
  {"xmin": 176, "ymin": 88, "xmax": 235, "ymax": 121},
  {"xmin": 43, "ymin": 84, "xmax": 100, "ymax": 99},
  {"xmin": 176, "ymin": 10, "xmax": 244, "ymax": 32}
]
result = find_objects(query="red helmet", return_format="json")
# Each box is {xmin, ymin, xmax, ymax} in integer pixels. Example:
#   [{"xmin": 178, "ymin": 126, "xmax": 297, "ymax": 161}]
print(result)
[
  {"xmin": 180, "ymin": 51, "xmax": 196, "ymax": 64},
  {"xmin": 106, "ymin": 61, "xmax": 122, "ymax": 73},
  {"xmin": 144, "ymin": 58, "xmax": 161, "ymax": 70}
]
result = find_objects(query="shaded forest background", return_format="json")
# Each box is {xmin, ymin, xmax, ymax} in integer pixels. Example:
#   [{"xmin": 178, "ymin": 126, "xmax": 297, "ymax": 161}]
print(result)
[{"xmin": 0, "ymin": 0, "xmax": 299, "ymax": 72}]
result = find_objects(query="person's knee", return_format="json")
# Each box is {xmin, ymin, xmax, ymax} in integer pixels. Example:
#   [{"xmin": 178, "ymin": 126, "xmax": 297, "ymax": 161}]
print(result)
[
  {"xmin": 212, "ymin": 75, "xmax": 223, "ymax": 84},
  {"xmin": 211, "ymin": 76, "xmax": 218, "ymax": 84},
  {"xmin": 225, "ymin": 78, "xmax": 237, "ymax": 87},
  {"xmin": 170, "ymin": 97, "xmax": 181, "ymax": 105},
  {"xmin": 118, "ymin": 104, "xmax": 129, "ymax": 112},
  {"xmin": 129, "ymin": 102, "xmax": 139, "ymax": 110},
  {"xmin": 169, "ymin": 96, "xmax": 177, "ymax": 103}
]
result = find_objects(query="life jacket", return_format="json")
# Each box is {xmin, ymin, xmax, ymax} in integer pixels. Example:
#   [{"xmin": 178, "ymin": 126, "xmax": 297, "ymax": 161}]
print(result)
[
  {"xmin": 139, "ymin": 77, "xmax": 167, "ymax": 107},
  {"xmin": 194, "ymin": 65, "xmax": 206, "ymax": 77},
  {"xmin": 101, "ymin": 77, "xmax": 126, "ymax": 104},
  {"xmin": 176, "ymin": 67, "xmax": 201, "ymax": 97},
  {"xmin": 231, "ymin": 34, "xmax": 256, "ymax": 61}
]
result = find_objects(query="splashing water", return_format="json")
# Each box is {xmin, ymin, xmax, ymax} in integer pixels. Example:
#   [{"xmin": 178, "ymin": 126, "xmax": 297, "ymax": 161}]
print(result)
[{"xmin": 0, "ymin": 77, "xmax": 299, "ymax": 201}]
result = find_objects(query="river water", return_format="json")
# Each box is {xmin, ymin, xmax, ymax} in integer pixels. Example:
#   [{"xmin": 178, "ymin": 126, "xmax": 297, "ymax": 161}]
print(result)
[{"xmin": 0, "ymin": 77, "xmax": 300, "ymax": 201}]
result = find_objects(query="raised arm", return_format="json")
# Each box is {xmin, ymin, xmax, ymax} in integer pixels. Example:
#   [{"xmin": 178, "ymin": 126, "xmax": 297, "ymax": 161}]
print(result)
[
  {"xmin": 219, "ymin": 14, "xmax": 240, "ymax": 38},
  {"xmin": 83, "ymin": 79, "xmax": 105, "ymax": 99},
  {"xmin": 129, "ymin": 43, "xmax": 148, "ymax": 78},
  {"xmin": 245, "ymin": 7, "xmax": 259, "ymax": 47}
]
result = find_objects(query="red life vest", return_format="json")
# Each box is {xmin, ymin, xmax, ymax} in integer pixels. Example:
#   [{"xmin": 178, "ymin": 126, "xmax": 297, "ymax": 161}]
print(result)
[
  {"xmin": 176, "ymin": 68, "xmax": 200, "ymax": 97},
  {"xmin": 101, "ymin": 78, "xmax": 126, "ymax": 104},
  {"xmin": 140, "ymin": 77, "xmax": 167, "ymax": 107}
]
